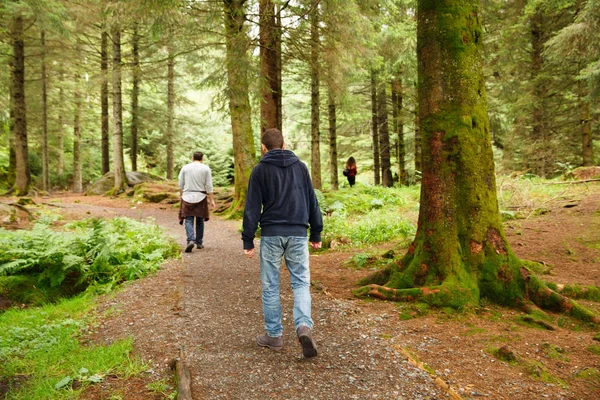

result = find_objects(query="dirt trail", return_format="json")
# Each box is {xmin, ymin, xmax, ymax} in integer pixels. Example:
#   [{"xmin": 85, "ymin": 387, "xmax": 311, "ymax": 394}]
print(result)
[{"xmin": 61, "ymin": 201, "xmax": 443, "ymax": 399}]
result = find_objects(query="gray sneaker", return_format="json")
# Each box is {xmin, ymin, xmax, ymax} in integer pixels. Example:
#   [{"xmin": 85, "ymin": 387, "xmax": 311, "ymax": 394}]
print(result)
[
  {"xmin": 297, "ymin": 326, "xmax": 318, "ymax": 358},
  {"xmin": 196, "ymin": 244, "xmax": 204, "ymax": 249},
  {"xmin": 256, "ymin": 334, "xmax": 283, "ymax": 351},
  {"xmin": 185, "ymin": 241, "xmax": 194, "ymax": 253}
]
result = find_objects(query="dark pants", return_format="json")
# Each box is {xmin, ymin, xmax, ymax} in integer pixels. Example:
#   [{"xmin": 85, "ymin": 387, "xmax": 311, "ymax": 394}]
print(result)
[
  {"xmin": 185, "ymin": 216, "xmax": 204, "ymax": 245},
  {"xmin": 347, "ymin": 176, "xmax": 356, "ymax": 187}
]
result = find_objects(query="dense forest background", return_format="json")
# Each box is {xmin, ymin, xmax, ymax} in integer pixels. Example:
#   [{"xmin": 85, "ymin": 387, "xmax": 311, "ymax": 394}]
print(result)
[{"xmin": 0, "ymin": 0, "xmax": 598, "ymax": 195}]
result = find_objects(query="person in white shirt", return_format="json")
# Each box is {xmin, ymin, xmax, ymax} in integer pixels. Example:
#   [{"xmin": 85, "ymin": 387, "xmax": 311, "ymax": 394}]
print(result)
[{"xmin": 178, "ymin": 151, "xmax": 216, "ymax": 252}]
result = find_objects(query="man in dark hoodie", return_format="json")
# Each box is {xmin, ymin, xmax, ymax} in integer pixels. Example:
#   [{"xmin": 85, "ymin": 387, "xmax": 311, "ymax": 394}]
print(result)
[{"xmin": 242, "ymin": 128, "xmax": 323, "ymax": 358}]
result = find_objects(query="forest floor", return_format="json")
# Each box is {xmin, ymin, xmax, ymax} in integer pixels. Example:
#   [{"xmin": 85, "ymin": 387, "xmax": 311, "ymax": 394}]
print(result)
[{"xmin": 4, "ymin": 183, "xmax": 600, "ymax": 399}]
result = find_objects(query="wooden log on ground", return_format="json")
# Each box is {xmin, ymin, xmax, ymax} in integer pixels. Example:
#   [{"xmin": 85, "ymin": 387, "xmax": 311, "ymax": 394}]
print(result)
[{"xmin": 170, "ymin": 358, "xmax": 193, "ymax": 400}]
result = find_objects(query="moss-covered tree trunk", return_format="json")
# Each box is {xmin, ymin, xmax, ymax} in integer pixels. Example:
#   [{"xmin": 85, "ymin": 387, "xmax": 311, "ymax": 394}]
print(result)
[
  {"xmin": 259, "ymin": 0, "xmax": 281, "ymax": 133},
  {"xmin": 377, "ymin": 81, "xmax": 393, "ymax": 187},
  {"xmin": 111, "ymin": 26, "xmax": 128, "ymax": 194},
  {"xmin": 356, "ymin": 0, "xmax": 599, "ymax": 323},
  {"xmin": 310, "ymin": 0, "xmax": 322, "ymax": 190},
  {"xmin": 131, "ymin": 24, "xmax": 140, "ymax": 172},
  {"xmin": 371, "ymin": 69, "xmax": 380, "ymax": 185},
  {"xmin": 224, "ymin": 0, "xmax": 256, "ymax": 213},
  {"xmin": 101, "ymin": 29, "xmax": 110, "ymax": 176},
  {"xmin": 166, "ymin": 44, "xmax": 175, "ymax": 180},
  {"xmin": 11, "ymin": 15, "xmax": 30, "ymax": 195}
]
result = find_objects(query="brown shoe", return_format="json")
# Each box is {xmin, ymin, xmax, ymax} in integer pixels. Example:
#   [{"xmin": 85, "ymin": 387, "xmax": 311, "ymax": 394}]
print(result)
[
  {"xmin": 297, "ymin": 326, "xmax": 318, "ymax": 358},
  {"xmin": 256, "ymin": 334, "xmax": 283, "ymax": 351}
]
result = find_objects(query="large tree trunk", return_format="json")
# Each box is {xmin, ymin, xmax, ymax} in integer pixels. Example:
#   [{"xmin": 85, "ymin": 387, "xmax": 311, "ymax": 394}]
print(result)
[
  {"xmin": 131, "ymin": 24, "xmax": 140, "ymax": 172},
  {"xmin": 579, "ymin": 77, "xmax": 593, "ymax": 167},
  {"xmin": 371, "ymin": 70, "xmax": 380, "ymax": 185},
  {"xmin": 101, "ymin": 30, "xmax": 110, "ymax": 175},
  {"xmin": 414, "ymin": 98, "xmax": 421, "ymax": 174},
  {"xmin": 73, "ymin": 74, "xmax": 83, "ymax": 193},
  {"xmin": 224, "ymin": 0, "xmax": 256, "ymax": 212},
  {"xmin": 275, "ymin": 5, "xmax": 282, "ymax": 131},
  {"xmin": 259, "ymin": 0, "xmax": 281, "ymax": 133},
  {"xmin": 12, "ymin": 15, "xmax": 30, "ymax": 195},
  {"xmin": 112, "ymin": 26, "xmax": 128, "ymax": 193},
  {"xmin": 7, "ymin": 69, "xmax": 16, "ymax": 188},
  {"xmin": 328, "ymin": 87, "xmax": 338, "ymax": 190},
  {"xmin": 41, "ymin": 31, "xmax": 49, "ymax": 192},
  {"xmin": 310, "ymin": 0, "xmax": 322, "ymax": 190},
  {"xmin": 529, "ymin": 9, "xmax": 549, "ymax": 177},
  {"xmin": 356, "ymin": 1, "xmax": 597, "ymax": 323},
  {"xmin": 166, "ymin": 45, "xmax": 175, "ymax": 180},
  {"xmin": 392, "ymin": 78, "xmax": 407, "ymax": 185},
  {"xmin": 377, "ymin": 82, "xmax": 393, "ymax": 187}
]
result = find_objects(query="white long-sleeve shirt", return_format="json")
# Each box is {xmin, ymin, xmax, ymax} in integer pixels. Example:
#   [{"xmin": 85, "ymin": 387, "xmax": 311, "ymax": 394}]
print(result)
[{"xmin": 178, "ymin": 161, "xmax": 213, "ymax": 203}]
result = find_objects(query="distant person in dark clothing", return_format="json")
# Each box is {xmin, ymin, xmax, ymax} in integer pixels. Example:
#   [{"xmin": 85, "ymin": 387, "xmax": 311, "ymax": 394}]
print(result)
[
  {"xmin": 242, "ymin": 128, "xmax": 323, "ymax": 358},
  {"xmin": 343, "ymin": 156, "xmax": 357, "ymax": 187}
]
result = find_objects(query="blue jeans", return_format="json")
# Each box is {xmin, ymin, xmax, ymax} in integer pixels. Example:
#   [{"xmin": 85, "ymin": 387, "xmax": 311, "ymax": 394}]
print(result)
[
  {"xmin": 259, "ymin": 236, "xmax": 313, "ymax": 337},
  {"xmin": 185, "ymin": 216, "xmax": 204, "ymax": 245}
]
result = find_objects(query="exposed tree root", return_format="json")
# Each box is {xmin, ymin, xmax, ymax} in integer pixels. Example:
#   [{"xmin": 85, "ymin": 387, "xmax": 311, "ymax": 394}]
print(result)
[
  {"xmin": 546, "ymin": 283, "xmax": 600, "ymax": 302},
  {"xmin": 355, "ymin": 267, "xmax": 600, "ymax": 324}
]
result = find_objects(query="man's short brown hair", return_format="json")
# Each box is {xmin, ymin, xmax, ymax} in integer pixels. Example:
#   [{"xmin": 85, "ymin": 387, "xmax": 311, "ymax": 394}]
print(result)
[
  {"xmin": 193, "ymin": 151, "xmax": 204, "ymax": 161},
  {"xmin": 261, "ymin": 128, "xmax": 284, "ymax": 151}
]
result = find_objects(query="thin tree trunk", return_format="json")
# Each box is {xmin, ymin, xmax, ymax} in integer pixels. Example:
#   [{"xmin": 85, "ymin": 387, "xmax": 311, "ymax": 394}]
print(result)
[
  {"xmin": 579, "ymin": 78, "xmax": 593, "ymax": 166},
  {"xmin": 392, "ymin": 78, "xmax": 407, "ymax": 185},
  {"xmin": 275, "ymin": 5, "xmax": 282, "ymax": 131},
  {"xmin": 101, "ymin": 30, "xmax": 110, "ymax": 175},
  {"xmin": 166, "ymin": 45, "xmax": 175, "ymax": 180},
  {"xmin": 41, "ymin": 31, "xmax": 49, "ymax": 191},
  {"xmin": 112, "ymin": 26, "xmax": 127, "ymax": 193},
  {"xmin": 57, "ymin": 72, "xmax": 64, "ymax": 177},
  {"xmin": 8, "ymin": 69, "xmax": 15, "ymax": 188},
  {"xmin": 371, "ymin": 70, "xmax": 380, "ymax": 185},
  {"xmin": 224, "ymin": 0, "xmax": 256, "ymax": 211},
  {"xmin": 378, "ymin": 82, "xmax": 393, "ymax": 187},
  {"xmin": 73, "ymin": 74, "xmax": 83, "ymax": 193},
  {"xmin": 12, "ymin": 15, "xmax": 30, "ymax": 195},
  {"xmin": 259, "ymin": 0, "xmax": 281, "ymax": 133},
  {"xmin": 131, "ymin": 24, "xmax": 140, "ymax": 172},
  {"xmin": 530, "ymin": 9, "xmax": 548, "ymax": 177},
  {"xmin": 328, "ymin": 87, "xmax": 338, "ymax": 190},
  {"xmin": 310, "ymin": 0, "xmax": 322, "ymax": 190}
]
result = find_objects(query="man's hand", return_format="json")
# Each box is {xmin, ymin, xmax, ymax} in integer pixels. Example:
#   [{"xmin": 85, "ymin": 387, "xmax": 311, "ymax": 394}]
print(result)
[
  {"xmin": 210, "ymin": 200, "xmax": 216, "ymax": 209},
  {"xmin": 244, "ymin": 248, "xmax": 255, "ymax": 258},
  {"xmin": 309, "ymin": 242, "xmax": 322, "ymax": 250}
]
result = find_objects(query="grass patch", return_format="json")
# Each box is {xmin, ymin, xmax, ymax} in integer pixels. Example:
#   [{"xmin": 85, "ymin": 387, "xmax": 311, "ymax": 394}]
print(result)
[
  {"xmin": 398, "ymin": 303, "xmax": 430, "ymax": 320},
  {"xmin": 461, "ymin": 327, "xmax": 487, "ymax": 336},
  {"xmin": 586, "ymin": 345, "xmax": 600, "ymax": 356},
  {"xmin": 146, "ymin": 378, "xmax": 176, "ymax": 399},
  {"xmin": 0, "ymin": 295, "xmax": 146, "ymax": 399},
  {"xmin": 540, "ymin": 343, "xmax": 569, "ymax": 361},
  {"xmin": 574, "ymin": 368, "xmax": 600, "ymax": 383},
  {"xmin": 523, "ymin": 360, "xmax": 566, "ymax": 387}
]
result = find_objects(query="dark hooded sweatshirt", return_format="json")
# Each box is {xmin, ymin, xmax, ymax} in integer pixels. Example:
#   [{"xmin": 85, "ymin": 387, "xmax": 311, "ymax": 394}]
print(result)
[{"xmin": 242, "ymin": 149, "xmax": 323, "ymax": 250}]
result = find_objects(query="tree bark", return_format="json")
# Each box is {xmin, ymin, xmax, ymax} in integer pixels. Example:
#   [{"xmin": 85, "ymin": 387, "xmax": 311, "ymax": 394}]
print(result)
[
  {"xmin": 414, "ymin": 82, "xmax": 421, "ymax": 174},
  {"xmin": 377, "ymin": 82, "xmax": 393, "ymax": 187},
  {"xmin": 11, "ymin": 15, "xmax": 30, "ymax": 195},
  {"xmin": 112, "ymin": 26, "xmax": 128, "ymax": 193},
  {"xmin": 8, "ymin": 65, "xmax": 15, "ymax": 188},
  {"xmin": 354, "ymin": 1, "xmax": 596, "ymax": 320},
  {"xmin": 392, "ymin": 78, "xmax": 407, "ymax": 185},
  {"xmin": 131, "ymin": 24, "xmax": 140, "ymax": 172},
  {"xmin": 328, "ymin": 87, "xmax": 338, "ymax": 190},
  {"xmin": 41, "ymin": 31, "xmax": 49, "ymax": 192},
  {"xmin": 529, "ymin": 9, "xmax": 549, "ymax": 177},
  {"xmin": 73, "ymin": 74, "xmax": 83, "ymax": 193},
  {"xmin": 101, "ymin": 30, "xmax": 110, "ymax": 175},
  {"xmin": 310, "ymin": 0, "xmax": 322, "ymax": 190},
  {"xmin": 224, "ymin": 0, "xmax": 257, "ymax": 212},
  {"xmin": 371, "ymin": 70, "xmax": 380, "ymax": 185},
  {"xmin": 57, "ymin": 71, "xmax": 64, "ymax": 178},
  {"xmin": 577, "ymin": 0, "xmax": 593, "ymax": 167},
  {"xmin": 259, "ymin": 0, "xmax": 281, "ymax": 133},
  {"xmin": 166, "ymin": 45, "xmax": 175, "ymax": 180}
]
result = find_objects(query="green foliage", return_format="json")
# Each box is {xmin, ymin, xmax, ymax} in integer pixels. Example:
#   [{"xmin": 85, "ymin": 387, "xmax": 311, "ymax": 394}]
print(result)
[
  {"xmin": 0, "ymin": 295, "xmax": 146, "ymax": 399},
  {"xmin": 0, "ymin": 217, "xmax": 179, "ymax": 297},
  {"xmin": 319, "ymin": 185, "xmax": 417, "ymax": 248}
]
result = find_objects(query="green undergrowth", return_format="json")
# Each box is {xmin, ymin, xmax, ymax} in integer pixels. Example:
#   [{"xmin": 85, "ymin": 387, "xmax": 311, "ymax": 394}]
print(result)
[
  {"xmin": 0, "ymin": 217, "xmax": 179, "ymax": 304},
  {"xmin": 0, "ymin": 295, "xmax": 146, "ymax": 399},
  {"xmin": 317, "ymin": 185, "xmax": 419, "ymax": 248}
]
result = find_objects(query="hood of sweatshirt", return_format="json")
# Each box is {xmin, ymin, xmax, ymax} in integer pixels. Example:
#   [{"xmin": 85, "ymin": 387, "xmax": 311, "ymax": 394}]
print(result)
[{"xmin": 260, "ymin": 149, "xmax": 300, "ymax": 168}]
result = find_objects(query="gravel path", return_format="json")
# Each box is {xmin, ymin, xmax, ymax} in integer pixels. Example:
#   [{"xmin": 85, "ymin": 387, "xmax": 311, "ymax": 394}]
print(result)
[{"xmin": 67, "ymin": 202, "xmax": 444, "ymax": 399}]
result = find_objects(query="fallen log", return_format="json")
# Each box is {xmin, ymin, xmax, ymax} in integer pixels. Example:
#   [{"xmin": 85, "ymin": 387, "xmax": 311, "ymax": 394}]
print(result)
[
  {"xmin": 170, "ymin": 356, "xmax": 193, "ymax": 400},
  {"xmin": 542, "ymin": 178, "xmax": 600, "ymax": 185}
]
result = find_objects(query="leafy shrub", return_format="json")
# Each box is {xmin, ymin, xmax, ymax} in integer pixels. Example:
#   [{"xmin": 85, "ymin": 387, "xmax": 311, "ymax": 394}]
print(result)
[{"xmin": 0, "ymin": 217, "xmax": 179, "ymax": 293}]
